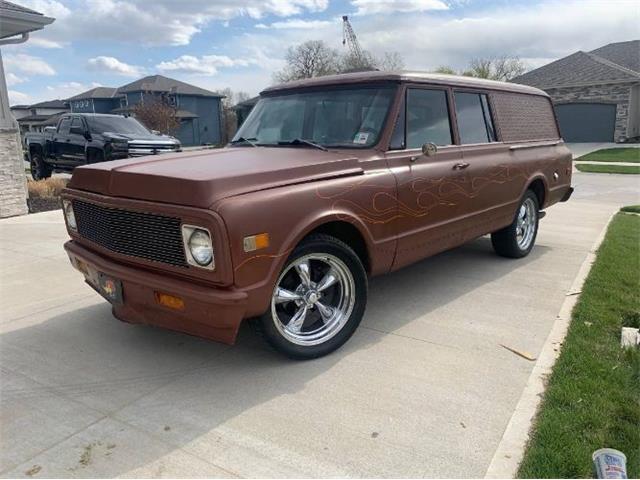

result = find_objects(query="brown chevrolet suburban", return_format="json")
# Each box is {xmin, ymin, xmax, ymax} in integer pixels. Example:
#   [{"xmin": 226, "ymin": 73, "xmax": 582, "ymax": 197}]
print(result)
[{"xmin": 62, "ymin": 71, "xmax": 573, "ymax": 359}]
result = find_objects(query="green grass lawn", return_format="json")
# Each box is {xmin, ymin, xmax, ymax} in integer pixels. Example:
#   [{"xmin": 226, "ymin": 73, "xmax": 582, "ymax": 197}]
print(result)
[
  {"xmin": 518, "ymin": 212, "xmax": 640, "ymax": 478},
  {"xmin": 576, "ymin": 163, "xmax": 640, "ymax": 174},
  {"xmin": 620, "ymin": 205, "xmax": 640, "ymax": 214},
  {"xmin": 576, "ymin": 148, "xmax": 640, "ymax": 163}
]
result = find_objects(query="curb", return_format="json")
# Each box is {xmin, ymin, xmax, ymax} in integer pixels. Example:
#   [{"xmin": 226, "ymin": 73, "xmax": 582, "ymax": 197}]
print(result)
[{"xmin": 484, "ymin": 209, "xmax": 617, "ymax": 478}]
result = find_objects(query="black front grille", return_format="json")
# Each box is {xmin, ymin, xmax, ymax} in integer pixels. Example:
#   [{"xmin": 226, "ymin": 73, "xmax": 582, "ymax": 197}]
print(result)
[{"xmin": 72, "ymin": 200, "xmax": 188, "ymax": 267}]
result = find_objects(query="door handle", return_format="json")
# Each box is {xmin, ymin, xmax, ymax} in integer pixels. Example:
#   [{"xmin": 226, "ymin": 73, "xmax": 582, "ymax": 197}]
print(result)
[
  {"xmin": 453, "ymin": 162, "xmax": 470, "ymax": 170},
  {"xmin": 66, "ymin": 139, "xmax": 71, "ymax": 142}
]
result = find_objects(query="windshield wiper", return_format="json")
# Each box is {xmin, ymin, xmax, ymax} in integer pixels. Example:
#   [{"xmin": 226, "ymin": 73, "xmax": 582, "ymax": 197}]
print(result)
[
  {"xmin": 230, "ymin": 136, "xmax": 258, "ymax": 147},
  {"xmin": 278, "ymin": 138, "xmax": 328, "ymax": 152}
]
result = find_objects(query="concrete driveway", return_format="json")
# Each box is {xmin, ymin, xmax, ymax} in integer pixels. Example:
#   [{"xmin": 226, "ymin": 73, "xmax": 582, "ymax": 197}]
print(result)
[{"xmin": 1, "ymin": 172, "xmax": 639, "ymax": 478}]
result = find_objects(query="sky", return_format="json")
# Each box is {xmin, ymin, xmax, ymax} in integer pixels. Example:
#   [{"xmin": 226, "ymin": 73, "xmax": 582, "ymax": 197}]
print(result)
[{"xmin": 3, "ymin": 0, "xmax": 639, "ymax": 105}]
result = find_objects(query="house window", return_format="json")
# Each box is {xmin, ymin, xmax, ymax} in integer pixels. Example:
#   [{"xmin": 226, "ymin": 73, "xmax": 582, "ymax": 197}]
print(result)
[
  {"xmin": 405, "ymin": 88, "xmax": 452, "ymax": 148},
  {"xmin": 454, "ymin": 92, "xmax": 497, "ymax": 144}
]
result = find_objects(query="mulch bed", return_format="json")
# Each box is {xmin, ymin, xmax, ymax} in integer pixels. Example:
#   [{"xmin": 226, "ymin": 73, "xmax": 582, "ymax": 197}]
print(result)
[{"xmin": 28, "ymin": 197, "xmax": 61, "ymax": 214}]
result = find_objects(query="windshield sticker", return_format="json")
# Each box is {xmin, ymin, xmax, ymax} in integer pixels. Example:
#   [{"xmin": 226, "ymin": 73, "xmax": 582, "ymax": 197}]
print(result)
[{"xmin": 353, "ymin": 132, "xmax": 370, "ymax": 144}]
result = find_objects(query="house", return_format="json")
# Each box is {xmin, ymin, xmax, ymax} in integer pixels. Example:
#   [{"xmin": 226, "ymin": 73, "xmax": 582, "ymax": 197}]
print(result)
[
  {"xmin": 68, "ymin": 75, "xmax": 224, "ymax": 146},
  {"xmin": 512, "ymin": 40, "xmax": 640, "ymax": 142},
  {"xmin": 0, "ymin": 0, "xmax": 54, "ymax": 218},
  {"xmin": 10, "ymin": 99, "xmax": 69, "ymax": 133},
  {"xmin": 232, "ymin": 96, "xmax": 259, "ymax": 128}
]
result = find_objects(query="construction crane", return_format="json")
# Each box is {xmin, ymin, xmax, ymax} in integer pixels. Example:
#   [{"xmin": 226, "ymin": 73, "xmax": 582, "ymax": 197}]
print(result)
[{"xmin": 342, "ymin": 15, "xmax": 365, "ymax": 64}]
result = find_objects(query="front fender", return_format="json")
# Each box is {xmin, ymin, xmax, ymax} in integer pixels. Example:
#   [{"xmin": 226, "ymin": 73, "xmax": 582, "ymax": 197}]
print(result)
[{"xmin": 216, "ymin": 172, "xmax": 398, "ymax": 317}]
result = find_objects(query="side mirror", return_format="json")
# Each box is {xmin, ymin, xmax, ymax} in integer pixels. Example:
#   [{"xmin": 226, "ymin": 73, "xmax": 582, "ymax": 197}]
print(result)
[
  {"xmin": 151, "ymin": 130, "xmax": 160, "ymax": 135},
  {"xmin": 421, "ymin": 142, "xmax": 437, "ymax": 157}
]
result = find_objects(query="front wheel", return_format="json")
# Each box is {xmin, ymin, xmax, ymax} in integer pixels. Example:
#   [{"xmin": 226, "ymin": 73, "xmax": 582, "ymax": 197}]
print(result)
[
  {"xmin": 255, "ymin": 234, "xmax": 367, "ymax": 359},
  {"xmin": 30, "ymin": 152, "xmax": 52, "ymax": 180},
  {"xmin": 491, "ymin": 190, "xmax": 539, "ymax": 258}
]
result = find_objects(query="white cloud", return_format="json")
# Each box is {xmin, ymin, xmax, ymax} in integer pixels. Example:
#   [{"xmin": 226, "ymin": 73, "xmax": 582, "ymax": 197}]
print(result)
[
  {"xmin": 8, "ymin": 90, "xmax": 32, "ymax": 105},
  {"xmin": 17, "ymin": 0, "xmax": 330, "ymax": 47},
  {"xmin": 87, "ymin": 56, "xmax": 144, "ymax": 77},
  {"xmin": 255, "ymin": 19, "xmax": 333, "ymax": 29},
  {"xmin": 156, "ymin": 55, "xmax": 255, "ymax": 75},
  {"xmin": 6, "ymin": 73, "xmax": 27, "ymax": 87},
  {"xmin": 3, "ymin": 54, "xmax": 55, "ymax": 76},
  {"xmin": 45, "ymin": 81, "xmax": 103, "ymax": 99},
  {"xmin": 352, "ymin": 0, "xmax": 449, "ymax": 15}
]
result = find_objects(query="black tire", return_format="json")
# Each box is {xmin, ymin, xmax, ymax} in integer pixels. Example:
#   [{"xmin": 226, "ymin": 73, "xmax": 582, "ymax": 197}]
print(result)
[
  {"xmin": 87, "ymin": 149, "xmax": 104, "ymax": 164},
  {"xmin": 254, "ymin": 234, "xmax": 367, "ymax": 359},
  {"xmin": 30, "ymin": 151, "xmax": 52, "ymax": 180},
  {"xmin": 491, "ymin": 190, "xmax": 539, "ymax": 258}
]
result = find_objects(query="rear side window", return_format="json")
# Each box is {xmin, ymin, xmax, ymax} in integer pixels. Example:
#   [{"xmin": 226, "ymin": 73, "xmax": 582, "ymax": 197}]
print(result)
[
  {"xmin": 405, "ymin": 88, "xmax": 452, "ymax": 148},
  {"xmin": 455, "ymin": 92, "xmax": 496, "ymax": 144},
  {"xmin": 70, "ymin": 117, "xmax": 83, "ymax": 132},
  {"xmin": 58, "ymin": 117, "xmax": 71, "ymax": 134},
  {"xmin": 491, "ymin": 92, "xmax": 560, "ymax": 142}
]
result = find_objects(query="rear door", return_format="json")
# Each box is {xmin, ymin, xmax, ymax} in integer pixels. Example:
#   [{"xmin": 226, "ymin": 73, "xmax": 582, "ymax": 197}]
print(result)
[
  {"xmin": 67, "ymin": 116, "xmax": 88, "ymax": 165},
  {"xmin": 453, "ymin": 90, "xmax": 513, "ymax": 218},
  {"xmin": 52, "ymin": 116, "xmax": 72, "ymax": 163},
  {"xmin": 385, "ymin": 86, "xmax": 469, "ymax": 269}
]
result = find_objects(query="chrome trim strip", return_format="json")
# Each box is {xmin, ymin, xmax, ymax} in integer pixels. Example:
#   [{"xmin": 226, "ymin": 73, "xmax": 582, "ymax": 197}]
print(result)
[{"xmin": 509, "ymin": 140, "xmax": 562, "ymax": 151}]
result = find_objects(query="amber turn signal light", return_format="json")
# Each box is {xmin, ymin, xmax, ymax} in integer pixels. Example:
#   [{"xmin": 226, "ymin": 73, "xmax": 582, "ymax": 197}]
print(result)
[
  {"xmin": 243, "ymin": 233, "xmax": 270, "ymax": 252},
  {"xmin": 155, "ymin": 292, "xmax": 185, "ymax": 310}
]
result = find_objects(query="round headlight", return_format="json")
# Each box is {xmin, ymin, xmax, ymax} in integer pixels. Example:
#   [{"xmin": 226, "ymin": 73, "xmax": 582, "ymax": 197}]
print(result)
[
  {"xmin": 188, "ymin": 229, "xmax": 213, "ymax": 266},
  {"xmin": 63, "ymin": 200, "xmax": 77, "ymax": 230}
]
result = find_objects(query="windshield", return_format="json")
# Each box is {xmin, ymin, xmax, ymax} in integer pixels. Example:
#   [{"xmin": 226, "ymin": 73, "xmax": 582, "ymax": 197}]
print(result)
[
  {"xmin": 233, "ymin": 86, "xmax": 396, "ymax": 148},
  {"xmin": 86, "ymin": 116, "xmax": 151, "ymax": 135}
]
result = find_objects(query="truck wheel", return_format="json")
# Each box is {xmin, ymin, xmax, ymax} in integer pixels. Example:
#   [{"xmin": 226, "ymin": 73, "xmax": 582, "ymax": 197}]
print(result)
[
  {"xmin": 87, "ymin": 149, "xmax": 104, "ymax": 164},
  {"xmin": 255, "ymin": 234, "xmax": 367, "ymax": 359},
  {"xmin": 491, "ymin": 190, "xmax": 539, "ymax": 258},
  {"xmin": 30, "ymin": 152, "xmax": 52, "ymax": 180}
]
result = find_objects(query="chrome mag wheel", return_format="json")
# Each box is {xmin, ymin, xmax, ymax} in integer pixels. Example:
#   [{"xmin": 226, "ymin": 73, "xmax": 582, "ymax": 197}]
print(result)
[
  {"xmin": 271, "ymin": 253, "xmax": 356, "ymax": 346},
  {"xmin": 516, "ymin": 197, "xmax": 537, "ymax": 250}
]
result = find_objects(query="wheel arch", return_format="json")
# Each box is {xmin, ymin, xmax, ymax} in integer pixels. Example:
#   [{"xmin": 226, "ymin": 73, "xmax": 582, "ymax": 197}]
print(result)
[
  {"xmin": 302, "ymin": 220, "xmax": 371, "ymax": 274},
  {"xmin": 525, "ymin": 176, "xmax": 548, "ymax": 209}
]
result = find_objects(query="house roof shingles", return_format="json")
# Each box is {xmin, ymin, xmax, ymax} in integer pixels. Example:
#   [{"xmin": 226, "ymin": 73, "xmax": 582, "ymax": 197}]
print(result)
[
  {"xmin": 67, "ymin": 87, "xmax": 118, "ymax": 100},
  {"xmin": 29, "ymin": 99, "xmax": 67, "ymax": 109},
  {"xmin": 116, "ymin": 75, "xmax": 222, "ymax": 97},
  {"xmin": 512, "ymin": 40, "xmax": 640, "ymax": 89}
]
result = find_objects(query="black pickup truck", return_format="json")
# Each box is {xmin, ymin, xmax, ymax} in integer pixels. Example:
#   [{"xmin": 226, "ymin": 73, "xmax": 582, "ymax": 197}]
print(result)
[{"xmin": 25, "ymin": 113, "xmax": 181, "ymax": 180}]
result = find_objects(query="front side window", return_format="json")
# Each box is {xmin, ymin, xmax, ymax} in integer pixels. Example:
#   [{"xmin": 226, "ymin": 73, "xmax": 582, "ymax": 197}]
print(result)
[
  {"xmin": 233, "ymin": 86, "xmax": 395, "ymax": 148},
  {"xmin": 455, "ymin": 92, "xmax": 497, "ymax": 144},
  {"xmin": 70, "ymin": 117, "xmax": 83, "ymax": 132},
  {"xmin": 405, "ymin": 88, "xmax": 452, "ymax": 149},
  {"xmin": 58, "ymin": 117, "xmax": 71, "ymax": 134}
]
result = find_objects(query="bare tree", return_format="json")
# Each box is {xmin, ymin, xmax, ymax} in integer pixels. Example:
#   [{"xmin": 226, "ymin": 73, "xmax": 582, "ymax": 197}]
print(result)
[
  {"xmin": 274, "ymin": 40, "xmax": 340, "ymax": 83},
  {"xmin": 376, "ymin": 51, "xmax": 404, "ymax": 71},
  {"xmin": 340, "ymin": 50, "xmax": 377, "ymax": 73},
  {"xmin": 133, "ymin": 98, "xmax": 179, "ymax": 135},
  {"xmin": 217, "ymin": 88, "xmax": 252, "ymax": 144},
  {"xmin": 464, "ymin": 56, "xmax": 527, "ymax": 81},
  {"xmin": 433, "ymin": 66, "xmax": 457, "ymax": 75}
]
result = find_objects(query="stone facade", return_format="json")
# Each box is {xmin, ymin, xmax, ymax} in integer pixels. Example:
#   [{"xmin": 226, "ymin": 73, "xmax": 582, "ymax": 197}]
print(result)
[
  {"xmin": 0, "ymin": 127, "xmax": 28, "ymax": 218},
  {"xmin": 545, "ymin": 82, "xmax": 637, "ymax": 141}
]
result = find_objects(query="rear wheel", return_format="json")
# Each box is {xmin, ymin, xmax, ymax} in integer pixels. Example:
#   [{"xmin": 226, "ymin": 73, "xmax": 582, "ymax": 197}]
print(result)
[
  {"xmin": 30, "ymin": 151, "xmax": 52, "ymax": 180},
  {"xmin": 255, "ymin": 234, "xmax": 367, "ymax": 359},
  {"xmin": 491, "ymin": 190, "xmax": 539, "ymax": 258}
]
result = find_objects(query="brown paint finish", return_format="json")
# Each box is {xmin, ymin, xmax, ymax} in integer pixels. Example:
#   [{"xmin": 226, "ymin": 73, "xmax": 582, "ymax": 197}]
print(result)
[{"xmin": 61, "ymin": 72, "xmax": 573, "ymax": 345}]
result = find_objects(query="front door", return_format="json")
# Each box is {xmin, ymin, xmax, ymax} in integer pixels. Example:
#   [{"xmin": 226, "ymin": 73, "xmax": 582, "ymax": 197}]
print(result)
[{"xmin": 386, "ymin": 86, "xmax": 470, "ymax": 270}]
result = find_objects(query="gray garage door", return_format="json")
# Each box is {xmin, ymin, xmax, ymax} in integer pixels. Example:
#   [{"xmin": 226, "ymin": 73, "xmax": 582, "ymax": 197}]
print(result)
[{"xmin": 555, "ymin": 103, "xmax": 616, "ymax": 142}]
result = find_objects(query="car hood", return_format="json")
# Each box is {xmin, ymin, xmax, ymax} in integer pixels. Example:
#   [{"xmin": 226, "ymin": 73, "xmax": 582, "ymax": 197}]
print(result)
[
  {"xmin": 67, "ymin": 147, "xmax": 363, "ymax": 208},
  {"xmin": 102, "ymin": 131, "xmax": 178, "ymax": 143}
]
